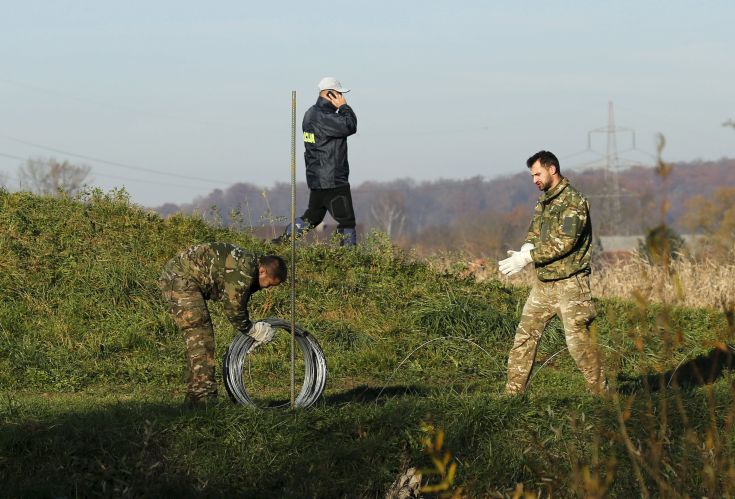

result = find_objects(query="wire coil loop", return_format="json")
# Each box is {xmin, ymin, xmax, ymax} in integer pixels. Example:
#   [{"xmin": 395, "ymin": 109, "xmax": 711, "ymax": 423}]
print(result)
[{"xmin": 223, "ymin": 318, "xmax": 327, "ymax": 409}]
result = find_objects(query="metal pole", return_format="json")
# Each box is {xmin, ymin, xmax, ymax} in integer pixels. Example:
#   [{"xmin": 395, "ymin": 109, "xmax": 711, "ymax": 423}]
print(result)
[{"xmin": 290, "ymin": 90, "xmax": 297, "ymax": 410}]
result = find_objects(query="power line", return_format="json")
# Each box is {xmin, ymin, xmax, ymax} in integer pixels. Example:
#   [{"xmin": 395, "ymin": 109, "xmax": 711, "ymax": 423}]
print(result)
[
  {"xmin": 559, "ymin": 148, "xmax": 603, "ymax": 161},
  {"xmin": 0, "ymin": 135, "xmax": 232, "ymax": 186},
  {"xmin": 0, "ymin": 151, "xmax": 27, "ymax": 162},
  {"xmin": 3, "ymin": 142, "xmax": 517, "ymax": 196},
  {"xmin": 90, "ymin": 170, "xmax": 216, "ymax": 191},
  {"xmin": 1, "ymin": 151, "xmax": 211, "ymax": 192}
]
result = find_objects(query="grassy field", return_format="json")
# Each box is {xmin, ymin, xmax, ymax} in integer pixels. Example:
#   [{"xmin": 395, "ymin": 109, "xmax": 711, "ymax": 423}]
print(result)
[{"xmin": 1, "ymin": 188, "xmax": 734, "ymax": 497}]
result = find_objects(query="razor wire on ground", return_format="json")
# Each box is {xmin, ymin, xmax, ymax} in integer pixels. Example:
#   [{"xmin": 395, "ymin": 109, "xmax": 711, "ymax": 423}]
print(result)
[
  {"xmin": 224, "ymin": 318, "xmax": 720, "ymax": 408},
  {"xmin": 374, "ymin": 335, "xmax": 507, "ymax": 404},
  {"xmin": 223, "ymin": 317, "xmax": 328, "ymax": 409}
]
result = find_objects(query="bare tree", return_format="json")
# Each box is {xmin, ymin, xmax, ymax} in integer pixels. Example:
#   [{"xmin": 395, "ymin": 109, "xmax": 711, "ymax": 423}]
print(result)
[
  {"xmin": 369, "ymin": 191, "xmax": 407, "ymax": 241},
  {"xmin": 18, "ymin": 157, "xmax": 92, "ymax": 196}
]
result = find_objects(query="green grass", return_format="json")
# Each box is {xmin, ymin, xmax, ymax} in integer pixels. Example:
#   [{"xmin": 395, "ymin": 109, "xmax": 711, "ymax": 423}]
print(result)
[{"xmin": 1, "ymin": 188, "xmax": 734, "ymax": 497}]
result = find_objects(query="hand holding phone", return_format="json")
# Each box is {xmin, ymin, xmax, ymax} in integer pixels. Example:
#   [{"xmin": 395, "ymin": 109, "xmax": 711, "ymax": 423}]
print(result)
[{"xmin": 325, "ymin": 90, "xmax": 346, "ymax": 108}]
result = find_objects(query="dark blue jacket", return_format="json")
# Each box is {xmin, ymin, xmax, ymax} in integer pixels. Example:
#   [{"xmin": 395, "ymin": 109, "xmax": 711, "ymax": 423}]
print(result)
[{"xmin": 303, "ymin": 97, "xmax": 357, "ymax": 190}]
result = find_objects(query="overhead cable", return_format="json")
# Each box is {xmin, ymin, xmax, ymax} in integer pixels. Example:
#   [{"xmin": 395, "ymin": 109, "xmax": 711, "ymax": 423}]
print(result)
[
  {"xmin": 0, "ymin": 150, "xmax": 205, "ymax": 191},
  {"xmin": 0, "ymin": 134, "xmax": 231, "ymax": 185}
]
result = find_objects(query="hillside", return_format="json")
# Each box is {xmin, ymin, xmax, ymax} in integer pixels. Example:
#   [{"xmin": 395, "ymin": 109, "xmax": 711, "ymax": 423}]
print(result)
[{"xmin": 1, "ymin": 189, "xmax": 734, "ymax": 497}]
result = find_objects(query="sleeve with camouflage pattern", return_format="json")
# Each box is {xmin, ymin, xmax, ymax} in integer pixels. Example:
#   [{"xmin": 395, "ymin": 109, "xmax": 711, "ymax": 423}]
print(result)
[
  {"xmin": 524, "ymin": 200, "xmax": 543, "ymax": 248},
  {"xmin": 222, "ymin": 272, "xmax": 254, "ymax": 334}
]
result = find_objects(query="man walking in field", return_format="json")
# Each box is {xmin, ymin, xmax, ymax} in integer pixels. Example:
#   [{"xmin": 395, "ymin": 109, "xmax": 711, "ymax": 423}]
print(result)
[
  {"xmin": 158, "ymin": 242, "xmax": 287, "ymax": 405},
  {"xmin": 274, "ymin": 76, "xmax": 358, "ymax": 246},
  {"xmin": 499, "ymin": 150, "xmax": 606, "ymax": 394}
]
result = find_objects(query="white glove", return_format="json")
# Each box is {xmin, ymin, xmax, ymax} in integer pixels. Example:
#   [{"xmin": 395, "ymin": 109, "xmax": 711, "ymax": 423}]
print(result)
[
  {"xmin": 247, "ymin": 321, "xmax": 276, "ymax": 353},
  {"xmin": 498, "ymin": 245, "xmax": 534, "ymax": 276}
]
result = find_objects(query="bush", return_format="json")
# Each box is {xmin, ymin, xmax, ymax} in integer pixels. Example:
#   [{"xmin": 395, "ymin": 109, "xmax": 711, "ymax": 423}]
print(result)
[{"xmin": 638, "ymin": 224, "xmax": 687, "ymax": 264}]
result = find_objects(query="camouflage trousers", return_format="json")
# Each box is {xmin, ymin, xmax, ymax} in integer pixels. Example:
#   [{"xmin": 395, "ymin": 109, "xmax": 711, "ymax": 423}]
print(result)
[
  {"xmin": 505, "ymin": 274, "xmax": 605, "ymax": 395},
  {"xmin": 158, "ymin": 263, "xmax": 217, "ymax": 403}
]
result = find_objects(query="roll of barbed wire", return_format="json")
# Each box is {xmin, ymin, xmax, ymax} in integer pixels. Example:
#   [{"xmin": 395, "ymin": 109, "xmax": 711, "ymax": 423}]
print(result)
[{"xmin": 223, "ymin": 317, "xmax": 327, "ymax": 409}]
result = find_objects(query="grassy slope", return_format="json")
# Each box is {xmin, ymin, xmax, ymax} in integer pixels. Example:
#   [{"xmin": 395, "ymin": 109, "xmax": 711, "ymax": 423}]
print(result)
[{"xmin": 1, "ymin": 189, "xmax": 733, "ymax": 498}]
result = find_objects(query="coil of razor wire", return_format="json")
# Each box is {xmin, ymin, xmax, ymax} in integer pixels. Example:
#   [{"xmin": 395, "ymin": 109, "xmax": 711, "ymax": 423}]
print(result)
[{"xmin": 223, "ymin": 317, "xmax": 327, "ymax": 409}]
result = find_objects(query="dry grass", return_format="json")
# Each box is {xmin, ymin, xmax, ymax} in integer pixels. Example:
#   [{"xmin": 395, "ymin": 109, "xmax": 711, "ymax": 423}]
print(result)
[
  {"xmin": 444, "ymin": 253, "xmax": 735, "ymax": 310},
  {"xmin": 591, "ymin": 255, "xmax": 735, "ymax": 309}
]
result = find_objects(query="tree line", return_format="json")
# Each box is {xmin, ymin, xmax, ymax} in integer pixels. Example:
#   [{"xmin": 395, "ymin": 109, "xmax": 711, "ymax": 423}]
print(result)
[
  {"xmin": 5, "ymin": 155, "xmax": 734, "ymax": 260},
  {"xmin": 155, "ymin": 158, "xmax": 735, "ymax": 258}
]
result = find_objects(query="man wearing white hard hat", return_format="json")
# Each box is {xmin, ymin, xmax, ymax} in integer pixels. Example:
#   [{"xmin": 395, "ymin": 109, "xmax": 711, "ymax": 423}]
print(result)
[{"xmin": 274, "ymin": 77, "xmax": 358, "ymax": 246}]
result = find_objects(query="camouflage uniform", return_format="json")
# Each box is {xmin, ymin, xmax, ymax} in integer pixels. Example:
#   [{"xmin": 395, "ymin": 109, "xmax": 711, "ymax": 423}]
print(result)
[
  {"xmin": 506, "ymin": 178, "xmax": 606, "ymax": 394},
  {"xmin": 158, "ymin": 242, "xmax": 259, "ymax": 403}
]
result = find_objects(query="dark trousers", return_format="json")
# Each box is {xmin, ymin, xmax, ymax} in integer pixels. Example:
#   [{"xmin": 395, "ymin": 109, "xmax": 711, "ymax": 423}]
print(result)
[{"xmin": 302, "ymin": 185, "xmax": 356, "ymax": 230}]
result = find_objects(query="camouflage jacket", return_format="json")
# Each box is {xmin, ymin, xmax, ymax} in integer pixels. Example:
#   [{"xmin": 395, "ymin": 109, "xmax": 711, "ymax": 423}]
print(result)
[
  {"xmin": 524, "ymin": 177, "xmax": 592, "ymax": 281},
  {"xmin": 164, "ymin": 242, "xmax": 259, "ymax": 331}
]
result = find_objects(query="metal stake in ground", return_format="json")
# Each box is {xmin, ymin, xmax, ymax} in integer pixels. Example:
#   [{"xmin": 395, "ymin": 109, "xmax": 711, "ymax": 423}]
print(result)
[{"xmin": 290, "ymin": 90, "xmax": 297, "ymax": 410}]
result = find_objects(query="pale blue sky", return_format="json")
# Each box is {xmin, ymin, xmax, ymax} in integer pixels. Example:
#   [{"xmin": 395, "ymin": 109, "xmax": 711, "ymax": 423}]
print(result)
[{"xmin": 1, "ymin": 1, "xmax": 733, "ymax": 206}]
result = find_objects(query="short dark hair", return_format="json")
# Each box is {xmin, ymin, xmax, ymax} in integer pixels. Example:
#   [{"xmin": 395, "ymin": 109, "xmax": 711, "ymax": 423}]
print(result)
[
  {"xmin": 526, "ymin": 150, "xmax": 560, "ymax": 174},
  {"xmin": 259, "ymin": 255, "xmax": 288, "ymax": 282}
]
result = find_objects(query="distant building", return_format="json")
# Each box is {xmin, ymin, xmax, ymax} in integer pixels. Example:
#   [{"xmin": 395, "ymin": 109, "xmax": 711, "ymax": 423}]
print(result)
[{"xmin": 599, "ymin": 236, "xmax": 643, "ymax": 253}]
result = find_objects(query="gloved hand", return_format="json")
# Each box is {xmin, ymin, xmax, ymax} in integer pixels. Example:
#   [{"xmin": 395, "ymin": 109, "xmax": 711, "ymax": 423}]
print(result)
[
  {"xmin": 498, "ymin": 245, "xmax": 534, "ymax": 276},
  {"xmin": 247, "ymin": 321, "xmax": 277, "ymax": 353}
]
